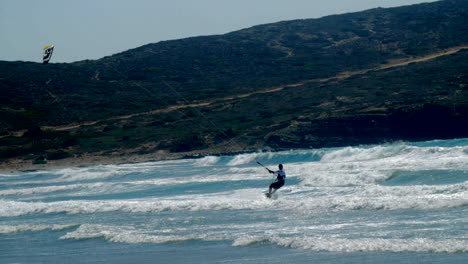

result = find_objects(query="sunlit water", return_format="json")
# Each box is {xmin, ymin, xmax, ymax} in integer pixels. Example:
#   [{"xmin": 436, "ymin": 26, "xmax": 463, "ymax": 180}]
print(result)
[{"xmin": 1, "ymin": 139, "xmax": 467, "ymax": 263}]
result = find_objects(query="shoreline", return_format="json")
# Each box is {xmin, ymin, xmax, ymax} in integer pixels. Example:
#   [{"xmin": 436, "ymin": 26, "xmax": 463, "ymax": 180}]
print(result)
[
  {"xmin": 2, "ymin": 137, "xmax": 466, "ymax": 173},
  {"xmin": 0, "ymin": 146, "xmax": 261, "ymax": 174},
  {"xmin": 0, "ymin": 152, "xmax": 184, "ymax": 174},
  {"xmin": 0, "ymin": 139, "xmax": 265, "ymax": 174}
]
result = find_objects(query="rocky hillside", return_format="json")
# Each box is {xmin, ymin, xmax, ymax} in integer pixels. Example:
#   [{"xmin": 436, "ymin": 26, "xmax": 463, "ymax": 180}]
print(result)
[{"xmin": 0, "ymin": 0, "xmax": 467, "ymax": 165}]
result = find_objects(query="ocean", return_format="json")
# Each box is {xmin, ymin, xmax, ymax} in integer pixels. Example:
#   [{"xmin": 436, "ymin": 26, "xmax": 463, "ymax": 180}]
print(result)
[{"xmin": 1, "ymin": 138, "xmax": 467, "ymax": 263}]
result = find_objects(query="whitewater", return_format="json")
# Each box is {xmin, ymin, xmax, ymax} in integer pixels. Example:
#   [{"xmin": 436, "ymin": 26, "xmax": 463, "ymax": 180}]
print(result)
[{"xmin": 1, "ymin": 139, "xmax": 467, "ymax": 263}]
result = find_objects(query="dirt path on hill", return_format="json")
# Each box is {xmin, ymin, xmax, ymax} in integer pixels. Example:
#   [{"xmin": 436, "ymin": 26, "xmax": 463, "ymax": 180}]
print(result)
[{"xmin": 41, "ymin": 45, "xmax": 468, "ymax": 132}]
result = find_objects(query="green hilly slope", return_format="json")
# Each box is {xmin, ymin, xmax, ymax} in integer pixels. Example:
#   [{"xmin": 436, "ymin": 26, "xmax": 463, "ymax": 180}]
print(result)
[{"xmin": 0, "ymin": 0, "xmax": 467, "ymax": 166}]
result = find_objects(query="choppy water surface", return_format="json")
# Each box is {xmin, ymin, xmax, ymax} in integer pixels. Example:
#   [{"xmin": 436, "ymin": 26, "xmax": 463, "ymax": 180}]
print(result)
[{"xmin": 1, "ymin": 139, "xmax": 467, "ymax": 263}]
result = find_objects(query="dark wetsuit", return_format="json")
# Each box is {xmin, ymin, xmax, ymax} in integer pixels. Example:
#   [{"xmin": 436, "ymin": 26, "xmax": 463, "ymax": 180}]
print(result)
[{"xmin": 269, "ymin": 169, "xmax": 286, "ymax": 190}]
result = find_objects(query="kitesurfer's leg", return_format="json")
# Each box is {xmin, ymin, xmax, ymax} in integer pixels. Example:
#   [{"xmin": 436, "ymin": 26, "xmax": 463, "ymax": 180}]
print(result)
[
  {"xmin": 268, "ymin": 185, "xmax": 273, "ymax": 196},
  {"xmin": 268, "ymin": 181, "xmax": 284, "ymax": 197}
]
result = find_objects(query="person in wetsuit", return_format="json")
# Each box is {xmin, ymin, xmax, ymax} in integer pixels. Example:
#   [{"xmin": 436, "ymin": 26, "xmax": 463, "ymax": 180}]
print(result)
[{"xmin": 266, "ymin": 164, "xmax": 286, "ymax": 197}]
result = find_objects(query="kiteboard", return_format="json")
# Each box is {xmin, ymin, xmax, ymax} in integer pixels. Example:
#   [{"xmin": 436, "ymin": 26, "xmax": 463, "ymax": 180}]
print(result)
[{"xmin": 264, "ymin": 192, "xmax": 278, "ymax": 199}]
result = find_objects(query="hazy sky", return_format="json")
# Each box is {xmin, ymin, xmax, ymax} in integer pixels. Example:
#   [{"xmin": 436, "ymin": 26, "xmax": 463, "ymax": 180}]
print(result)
[{"xmin": 0, "ymin": 0, "xmax": 438, "ymax": 63}]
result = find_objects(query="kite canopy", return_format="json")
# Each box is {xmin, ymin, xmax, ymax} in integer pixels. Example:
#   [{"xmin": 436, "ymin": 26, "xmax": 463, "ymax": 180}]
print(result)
[{"xmin": 43, "ymin": 45, "xmax": 54, "ymax": 64}]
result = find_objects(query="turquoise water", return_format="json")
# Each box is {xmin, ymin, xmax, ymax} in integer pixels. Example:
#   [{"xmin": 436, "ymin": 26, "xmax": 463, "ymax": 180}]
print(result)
[{"xmin": 1, "ymin": 139, "xmax": 467, "ymax": 263}]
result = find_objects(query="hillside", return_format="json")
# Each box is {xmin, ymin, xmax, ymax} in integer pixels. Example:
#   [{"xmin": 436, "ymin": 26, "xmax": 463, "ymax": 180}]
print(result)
[{"xmin": 1, "ymin": 0, "xmax": 468, "ymax": 169}]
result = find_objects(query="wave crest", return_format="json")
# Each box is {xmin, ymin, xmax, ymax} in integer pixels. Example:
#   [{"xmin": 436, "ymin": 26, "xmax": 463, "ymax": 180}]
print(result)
[{"xmin": 233, "ymin": 235, "xmax": 468, "ymax": 253}]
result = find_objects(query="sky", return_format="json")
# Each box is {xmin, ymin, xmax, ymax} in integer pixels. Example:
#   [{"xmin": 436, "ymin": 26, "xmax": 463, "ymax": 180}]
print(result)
[{"xmin": 0, "ymin": 0, "xmax": 439, "ymax": 63}]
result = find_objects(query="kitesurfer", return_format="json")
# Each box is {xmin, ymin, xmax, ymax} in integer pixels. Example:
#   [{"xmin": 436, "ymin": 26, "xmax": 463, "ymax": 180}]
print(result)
[{"xmin": 266, "ymin": 164, "xmax": 286, "ymax": 197}]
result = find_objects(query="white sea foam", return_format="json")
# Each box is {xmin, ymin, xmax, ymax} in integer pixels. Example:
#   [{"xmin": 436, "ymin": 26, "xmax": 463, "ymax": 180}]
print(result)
[
  {"xmin": 59, "ymin": 223, "xmax": 274, "ymax": 244},
  {"xmin": 294, "ymin": 144, "xmax": 468, "ymax": 187},
  {"xmin": 7, "ymin": 161, "xmax": 171, "ymax": 185},
  {"xmin": 58, "ymin": 223, "xmax": 468, "ymax": 253},
  {"xmin": 193, "ymin": 156, "xmax": 220, "ymax": 166},
  {"xmin": 121, "ymin": 172, "xmax": 265, "ymax": 187},
  {"xmin": 59, "ymin": 224, "xmax": 225, "ymax": 244},
  {"xmin": 321, "ymin": 145, "xmax": 395, "ymax": 163},
  {"xmin": 4, "ymin": 167, "xmax": 126, "ymax": 186},
  {"xmin": 0, "ymin": 224, "xmax": 78, "ymax": 234},
  {"xmin": 1, "ymin": 170, "xmax": 270, "ymax": 198},
  {"xmin": 0, "ymin": 183, "xmax": 105, "ymax": 196},
  {"xmin": 0, "ymin": 189, "xmax": 273, "ymax": 217},
  {"xmin": 320, "ymin": 144, "xmax": 468, "ymax": 171},
  {"xmin": 228, "ymin": 152, "xmax": 265, "ymax": 166},
  {"xmin": 50, "ymin": 167, "xmax": 129, "ymax": 182},
  {"xmin": 288, "ymin": 191, "xmax": 468, "ymax": 212},
  {"xmin": 227, "ymin": 150, "xmax": 313, "ymax": 166},
  {"xmin": 233, "ymin": 235, "xmax": 468, "ymax": 253},
  {"xmin": 1, "ymin": 180, "xmax": 466, "ymax": 218}
]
